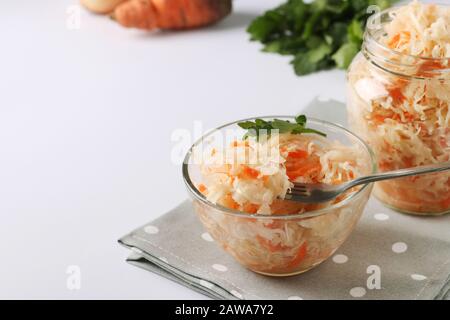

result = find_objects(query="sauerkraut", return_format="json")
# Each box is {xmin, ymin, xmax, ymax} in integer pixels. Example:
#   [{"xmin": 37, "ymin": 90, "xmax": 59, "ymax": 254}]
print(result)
[
  {"xmin": 199, "ymin": 133, "xmax": 364, "ymax": 215},
  {"xmin": 347, "ymin": 1, "xmax": 450, "ymax": 215},
  {"xmin": 382, "ymin": 1, "xmax": 450, "ymax": 59},
  {"xmin": 192, "ymin": 131, "xmax": 371, "ymax": 275}
]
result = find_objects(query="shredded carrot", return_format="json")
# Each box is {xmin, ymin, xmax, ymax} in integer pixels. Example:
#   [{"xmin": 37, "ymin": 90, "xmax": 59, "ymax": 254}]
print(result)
[
  {"xmin": 388, "ymin": 31, "xmax": 411, "ymax": 49},
  {"xmin": 243, "ymin": 203, "xmax": 260, "ymax": 214},
  {"xmin": 372, "ymin": 108, "xmax": 414, "ymax": 124},
  {"xmin": 223, "ymin": 193, "xmax": 239, "ymax": 210},
  {"xmin": 263, "ymin": 220, "xmax": 282, "ymax": 229},
  {"xmin": 238, "ymin": 165, "xmax": 260, "ymax": 180},
  {"xmin": 388, "ymin": 33, "xmax": 401, "ymax": 48},
  {"xmin": 232, "ymin": 140, "xmax": 250, "ymax": 148},
  {"xmin": 286, "ymin": 242, "xmax": 308, "ymax": 269},
  {"xmin": 285, "ymin": 151, "xmax": 321, "ymax": 181},
  {"xmin": 288, "ymin": 150, "xmax": 308, "ymax": 159},
  {"xmin": 331, "ymin": 177, "xmax": 342, "ymax": 184},
  {"xmin": 286, "ymin": 153, "xmax": 317, "ymax": 167},
  {"xmin": 270, "ymin": 199, "xmax": 309, "ymax": 215},
  {"xmin": 402, "ymin": 156, "xmax": 414, "ymax": 168},
  {"xmin": 388, "ymin": 87, "xmax": 406, "ymax": 105},
  {"xmin": 198, "ymin": 184, "xmax": 208, "ymax": 194},
  {"xmin": 372, "ymin": 114, "xmax": 387, "ymax": 124},
  {"xmin": 417, "ymin": 60, "xmax": 444, "ymax": 77},
  {"xmin": 256, "ymin": 235, "xmax": 289, "ymax": 252},
  {"xmin": 403, "ymin": 111, "xmax": 415, "ymax": 123},
  {"xmin": 287, "ymin": 162, "xmax": 321, "ymax": 181}
]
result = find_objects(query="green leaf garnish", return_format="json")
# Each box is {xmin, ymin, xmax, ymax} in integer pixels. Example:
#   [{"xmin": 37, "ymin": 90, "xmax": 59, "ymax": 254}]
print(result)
[
  {"xmin": 237, "ymin": 115, "xmax": 326, "ymax": 140},
  {"xmin": 332, "ymin": 42, "xmax": 360, "ymax": 69},
  {"xmin": 247, "ymin": 0, "xmax": 399, "ymax": 75}
]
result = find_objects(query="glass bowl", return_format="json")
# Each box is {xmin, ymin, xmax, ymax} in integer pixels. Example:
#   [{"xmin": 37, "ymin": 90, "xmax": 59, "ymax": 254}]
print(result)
[{"xmin": 182, "ymin": 117, "xmax": 376, "ymax": 276}]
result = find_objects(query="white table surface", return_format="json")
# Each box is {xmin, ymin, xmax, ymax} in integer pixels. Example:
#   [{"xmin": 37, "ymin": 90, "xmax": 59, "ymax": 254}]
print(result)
[{"xmin": 0, "ymin": 0, "xmax": 347, "ymax": 299}]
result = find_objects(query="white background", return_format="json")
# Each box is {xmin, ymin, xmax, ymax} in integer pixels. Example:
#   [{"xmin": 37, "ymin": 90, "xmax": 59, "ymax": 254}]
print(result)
[{"xmin": 0, "ymin": 0, "xmax": 349, "ymax": 299}]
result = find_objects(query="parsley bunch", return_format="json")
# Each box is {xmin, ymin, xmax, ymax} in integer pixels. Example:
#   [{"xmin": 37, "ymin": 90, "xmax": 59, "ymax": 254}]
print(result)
[
  {"xmin": 238, "ymin": 115, "xmax": 326, "ymax": 140},
  {"xmin": 247, "ymin": 0, "xmax": 398, "ymax": 75}
]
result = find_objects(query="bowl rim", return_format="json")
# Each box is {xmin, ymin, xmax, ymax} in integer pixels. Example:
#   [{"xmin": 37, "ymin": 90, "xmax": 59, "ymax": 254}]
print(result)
[{"xmin": 182, "ymin": 116, "xmax": 377, "ymax": 220}]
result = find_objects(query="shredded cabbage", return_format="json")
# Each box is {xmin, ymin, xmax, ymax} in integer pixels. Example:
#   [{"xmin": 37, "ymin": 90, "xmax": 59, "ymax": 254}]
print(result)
[
  {"xmin": 199, "ymin": 133, "xmax": 364, "ymax": 215},
  {"xmin": 382, "ymin": 0, "xmax": 450, "ymax": 59}
]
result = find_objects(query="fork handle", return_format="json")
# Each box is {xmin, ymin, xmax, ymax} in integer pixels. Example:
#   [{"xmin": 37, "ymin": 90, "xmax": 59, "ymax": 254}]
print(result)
[{"xmin": 344, "ymin": 161, "xmax": 450, "ymax": 191}]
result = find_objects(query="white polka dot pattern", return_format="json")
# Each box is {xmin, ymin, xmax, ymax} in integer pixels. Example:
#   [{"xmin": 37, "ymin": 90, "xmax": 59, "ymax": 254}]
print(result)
[
  {"xmin": 212, "ymin": 264, "xmax": 228, "ymax": 272},
  {"xmin": 201, "ymin": 232, "xmax": 214, "ymax": 242},
  {"xmin": 144, "ymin": 225, "xmax": 159, "ymax": 234},
  {"xmin": 392, "ymin": 242, "xmax": 408, "ymax": 253},
  {"xmin": 374, "ymin": 213, "xmax": 390, "ymax": 221},
  {"xmin": 332, "ymin": 254, "xmax": 348, "ymax": 264},
  {"xmin": 411, "ymin": 274, "xmax": 427, "ymax": 281},
  {"xmin": 350, "ymin": 287, "xmax": 366, "ymax": 298}
]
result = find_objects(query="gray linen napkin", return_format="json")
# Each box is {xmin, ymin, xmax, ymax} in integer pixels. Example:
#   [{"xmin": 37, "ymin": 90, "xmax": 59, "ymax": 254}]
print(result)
[{"xmin": 119, "ymin": 99, "xmax": 450, "ymax": 300}]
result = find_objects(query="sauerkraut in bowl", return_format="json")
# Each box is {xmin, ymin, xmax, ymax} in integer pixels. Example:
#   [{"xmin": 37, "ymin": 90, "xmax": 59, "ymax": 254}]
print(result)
[
  {"xmin": 183, "ymin": 117, "xmax": 375, "ymax": 276},
  {"xmin": 347, "ymin": 1, "xmax": 450, "ymax": 215}
]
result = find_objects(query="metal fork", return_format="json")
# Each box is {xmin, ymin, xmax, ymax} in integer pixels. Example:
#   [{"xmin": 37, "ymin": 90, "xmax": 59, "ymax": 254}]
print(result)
[{"xmin": 285, "ymin": 161, "xmax": 450, "ymax": 203}]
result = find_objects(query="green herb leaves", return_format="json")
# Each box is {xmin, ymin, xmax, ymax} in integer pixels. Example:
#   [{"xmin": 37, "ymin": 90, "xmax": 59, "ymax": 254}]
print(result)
[
  {"xmin": 247, "ymin": 0, "xmax": 398, "ymax": 76},
  {"xmin": 238, "ymin": 115, "xmax": 326, "ymax": 140}
]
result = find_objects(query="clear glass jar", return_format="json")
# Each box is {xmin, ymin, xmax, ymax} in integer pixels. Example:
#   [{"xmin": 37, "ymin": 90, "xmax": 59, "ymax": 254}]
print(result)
[{"xmin": 347, "ymin": 7, "xmax": 450, "ymax": 215}]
